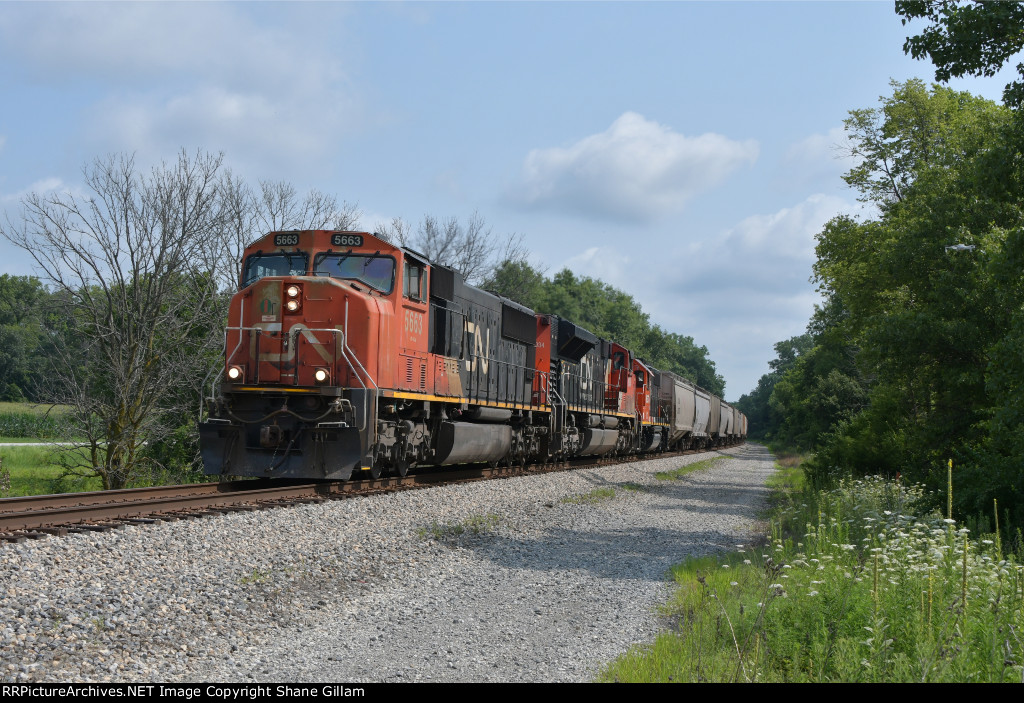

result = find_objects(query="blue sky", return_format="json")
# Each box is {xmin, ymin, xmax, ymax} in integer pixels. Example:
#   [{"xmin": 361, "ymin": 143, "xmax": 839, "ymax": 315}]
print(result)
[{"xmin": 0, "ymin": 1, "xmax": 1016, "ymax": 398}]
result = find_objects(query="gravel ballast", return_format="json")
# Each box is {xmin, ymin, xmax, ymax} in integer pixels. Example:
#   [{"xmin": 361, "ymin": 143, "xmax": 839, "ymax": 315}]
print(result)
[{"xmin": 0, "ymin": 443, "xmax": 775, "ymax": 683}]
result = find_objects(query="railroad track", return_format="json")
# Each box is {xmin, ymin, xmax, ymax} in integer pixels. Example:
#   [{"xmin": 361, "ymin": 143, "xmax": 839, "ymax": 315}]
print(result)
[{"xmin": 0, "ymin": 446, "xmax": 722, "ymax": 544}]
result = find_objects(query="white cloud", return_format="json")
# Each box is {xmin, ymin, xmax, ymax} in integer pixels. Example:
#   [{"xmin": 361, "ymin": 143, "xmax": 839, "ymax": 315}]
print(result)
[
  {"xmin": 0, "ymin": 4, "xmax": 348, "ymax": 90},
  {"xmin": 88, "ymin": 85, "xmax": 356, "ymax": 174},
  {"xmin": 559, "ymin": 193, "xmax": 853, "ymax": 396},
  {"xmin": 784, "ymin": 126, "xmax": 857, "ymax": 182},
  {"xmin": 1, "ymin": 177, "xmax": 68, "ymax": 204},
  {"xmin": 0, "ymin": 4, "xmax": 359, "ymax": 173},
  {"xmin": 511, "ymin": 112, "xmax": 758, "ymax": 223},
  {"xmin": 563, "ymin": 246, "xmax": 631, "ymax": 285},
  {"xmin": 722, "ymin": 193, "xmax": 844, "ymax": 263}
]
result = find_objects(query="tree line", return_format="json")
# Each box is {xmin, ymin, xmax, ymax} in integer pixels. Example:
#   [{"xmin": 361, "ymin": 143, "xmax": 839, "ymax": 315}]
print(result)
[
  {"xmin": 0, "ymin": 153, "xmax": 723, "ymax": 489},
  {"xmin": 737, "ymin": 1, "xmax": 1024, "ymax": 529}
]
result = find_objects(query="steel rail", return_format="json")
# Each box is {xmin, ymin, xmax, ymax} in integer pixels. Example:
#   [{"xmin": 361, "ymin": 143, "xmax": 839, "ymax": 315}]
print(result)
[{"xmin": 0, "ymin": 442, "xmax": 744, "ymax": 539}]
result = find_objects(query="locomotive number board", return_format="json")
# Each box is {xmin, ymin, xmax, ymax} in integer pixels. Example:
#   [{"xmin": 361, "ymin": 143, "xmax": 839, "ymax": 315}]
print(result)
[
  {"xmin": 274, "ymin": 233, "xmax": 300, "ymax": 246},
  {"xmin": 332, "ymin": 234, "xmax": 364, "ymax": 247}
]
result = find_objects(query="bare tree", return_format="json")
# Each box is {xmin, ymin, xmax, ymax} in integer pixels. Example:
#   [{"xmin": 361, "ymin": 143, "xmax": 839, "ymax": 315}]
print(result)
[
  {"xmin": 216, "ymin": 169, "xmax": 257, "ymax": 291},
  {"xmin": 254, "ymin": 180, "xmax": 360, "ymax": 233},
  {"xmin": 373, "ymin": 216, "xmax": 413, "ymax": 247},
  {"xmin": 383, "ymin": 211, "xmax": 526, "ymax": 286},
  {"xmin": 216, "ymin": 175, "xmax": 361, "ymax": 290},
  {"xmin": 1, "ymin": 151, "xmax": 231, "ymax": 489}
]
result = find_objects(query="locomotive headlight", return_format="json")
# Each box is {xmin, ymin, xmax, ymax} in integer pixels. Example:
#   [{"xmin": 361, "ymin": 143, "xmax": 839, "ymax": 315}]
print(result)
[
  {"xmin": 227, "ymin": 365, "xmax": 244, "ymax": 382},
  {"xmin": 314, "ymin": 367, "xmax": 330, "ymax": 384},
  {"xmin": 284, "ymin": 284, "xmax": 302, "ymax": 313}
]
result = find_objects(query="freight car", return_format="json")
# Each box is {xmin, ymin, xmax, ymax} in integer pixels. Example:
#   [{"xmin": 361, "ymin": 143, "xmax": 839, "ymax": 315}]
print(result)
[{"xmin": 199, "ymin": 230, "xmax": 746, "ymax": 479}]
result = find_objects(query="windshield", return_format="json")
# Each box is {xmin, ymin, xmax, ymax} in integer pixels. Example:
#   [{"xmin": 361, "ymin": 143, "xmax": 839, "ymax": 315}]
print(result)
[
  {"xmin": 314, "ymin": 253, "xmax": 395, "ymax": 293},
  {"xmin": 242, "ymin": 253, "xmax": 310, "ymax": 287}
]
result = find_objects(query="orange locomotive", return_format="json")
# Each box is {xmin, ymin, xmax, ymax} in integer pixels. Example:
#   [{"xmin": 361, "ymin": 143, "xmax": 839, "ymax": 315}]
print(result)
[{"xmin": 199, "ymin": 230, "xmax": 746, "ymax": 479}]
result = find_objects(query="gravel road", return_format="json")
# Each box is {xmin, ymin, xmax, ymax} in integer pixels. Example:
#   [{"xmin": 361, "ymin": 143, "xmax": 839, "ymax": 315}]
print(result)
[{"xmin": 0, "ymin": 442, "xmax": 775, "ymax": 683}]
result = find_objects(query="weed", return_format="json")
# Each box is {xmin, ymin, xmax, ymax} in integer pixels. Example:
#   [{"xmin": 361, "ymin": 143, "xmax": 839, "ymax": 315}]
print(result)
[
  {"xmin": 600, "ymin": 469, "xmax": 1024, "ymax": 683},
  {"xmin": 758, "ymin": 461, "xmax": 805, "ymax": 521},
  {"xmin": 561, "ymin": 487, "xmax": 616, "ymax": 505},
  {"xmin": 619, "ymin": 482, "xmax": 647, "ymax": 493},
  {"xmin": 418, "ymin": 512, "xmax": 501, "ymax": 540},
  {"xmin": 655, "ymin": 457, "xmax": 722, "ymax": 481},
  {"xmin": 240, "ymin": 567, "xmax": 272, "ymax": 584}
]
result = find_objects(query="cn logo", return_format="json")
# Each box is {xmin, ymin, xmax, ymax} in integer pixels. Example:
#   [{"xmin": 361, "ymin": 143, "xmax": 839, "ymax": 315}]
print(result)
[{"xmin": 464, "ymin": 321, "xmax": 490, "ymax": 375}]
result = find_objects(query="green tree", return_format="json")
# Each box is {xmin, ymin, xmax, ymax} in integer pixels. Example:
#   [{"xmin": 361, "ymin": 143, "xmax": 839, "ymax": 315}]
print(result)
[
  {"xmin": 642, "ymin": 327, "xmax": 724, "ymax": 397},
  {"xmin": 895, "ymin": 1, "xmax": 1024, "ymax": 527},
  {"xmin": 769, "ymin": 302, "xmax": 867, "ymax": 450},
  {"xmin": 735, "ymin": 332, "xmax": 813, "ymax": 442},
  {"xmin": 486, "ymin": 262, "xmax": 725, "ymax": 396},
  {"xmin": 483, "ymin": 258, "xmax": 547, "ymax": 310},
  {"xmin": 0, "ymin": 275, "xmax": 52, "ymax": 401},
  {"xmin": 811, "ymin": 81, "xmax": 1020, "ymax": 495},
  {"xmin": 897, "ymin": 1, "xmax": 1024, "ymax": 106}
]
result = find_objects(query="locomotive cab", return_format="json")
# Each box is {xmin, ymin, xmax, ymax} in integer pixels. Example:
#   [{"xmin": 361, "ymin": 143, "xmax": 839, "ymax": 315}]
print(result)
[{"xmin": 200, "ymin": 230, "xmax": 410, "ymax": 480}]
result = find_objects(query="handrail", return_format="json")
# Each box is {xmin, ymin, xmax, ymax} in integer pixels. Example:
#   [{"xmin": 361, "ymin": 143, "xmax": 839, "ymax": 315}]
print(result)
[
  {"xmin": 462, "ymin": 352, "xmax": 538, "ymax": 409},
  {"xmin": 222, "ymin": 325, "xmax": 263, "ymax": 383},
  {"xmin": 226, "ymin": 297, "xmax": 246, "ymax": 369},
  {"xmin": 290, "ymin": 326, "xmax": 344, "ymax": 386},
  {"xmin": 344, "ymin": 299, "xmax": 378, "ymax": 443}
]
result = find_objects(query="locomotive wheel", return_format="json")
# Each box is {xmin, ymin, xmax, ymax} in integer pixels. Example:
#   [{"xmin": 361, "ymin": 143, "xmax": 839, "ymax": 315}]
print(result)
[{"xmin": 394, "ymin": 457, "xmax": 410, "ymax": 477}]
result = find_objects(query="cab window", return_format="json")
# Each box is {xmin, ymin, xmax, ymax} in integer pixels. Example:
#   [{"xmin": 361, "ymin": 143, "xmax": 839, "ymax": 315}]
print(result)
[
  {"xmin": 314, "ymin": 253, "xmax": 396, "ymax": 294},
  {"xmin": 242, "ymin": 253, "xmax": 309, "ymax": 288},
  {"xmin": 403, "ymin": 260, "xmax": 427, "ymax": 301}
]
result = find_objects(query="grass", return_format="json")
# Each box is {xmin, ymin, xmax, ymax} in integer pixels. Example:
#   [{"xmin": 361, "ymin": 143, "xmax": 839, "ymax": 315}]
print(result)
[
  {"xmin": 0, "ymin": 438, "xmax": 67, "ymax": 444},
  {"xmin": 600, "ymin": 463, "xmax": 1024, "ymax": 683},
  {"xmin": 0, "ymin": 403, "xmax": 98, "ymax": 497},
  {"xmin": 561, "ymin": 487, "xmax": 617, "ymax": 505},
  {"xmin": 0, "ymin": 445, "xmax": 103, "ymax": 497},
  {"xmin": 0, "ymin": 432, "xmax": 206, "ymax": 496},
  {"xmin": 0, "ymin": 402, "xmax": 72, "ymax": 415},
  {"xmin": 655, "ymin": 456, "xmax": 723, "ymax": 481},
  {"xmin": 419, "ymin": 512, "xmax": 502, "ymax": 540},
  {"xmin": 0, "ymin": 403, "xmax": 74, "ymax": 440},
  {"xmin": 619, "ymin": 482, "xmax": 647, "ymax": 493},
  {"xmin": 759, "ymin": 453, "xmax": 808, "ymax": 521}
]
